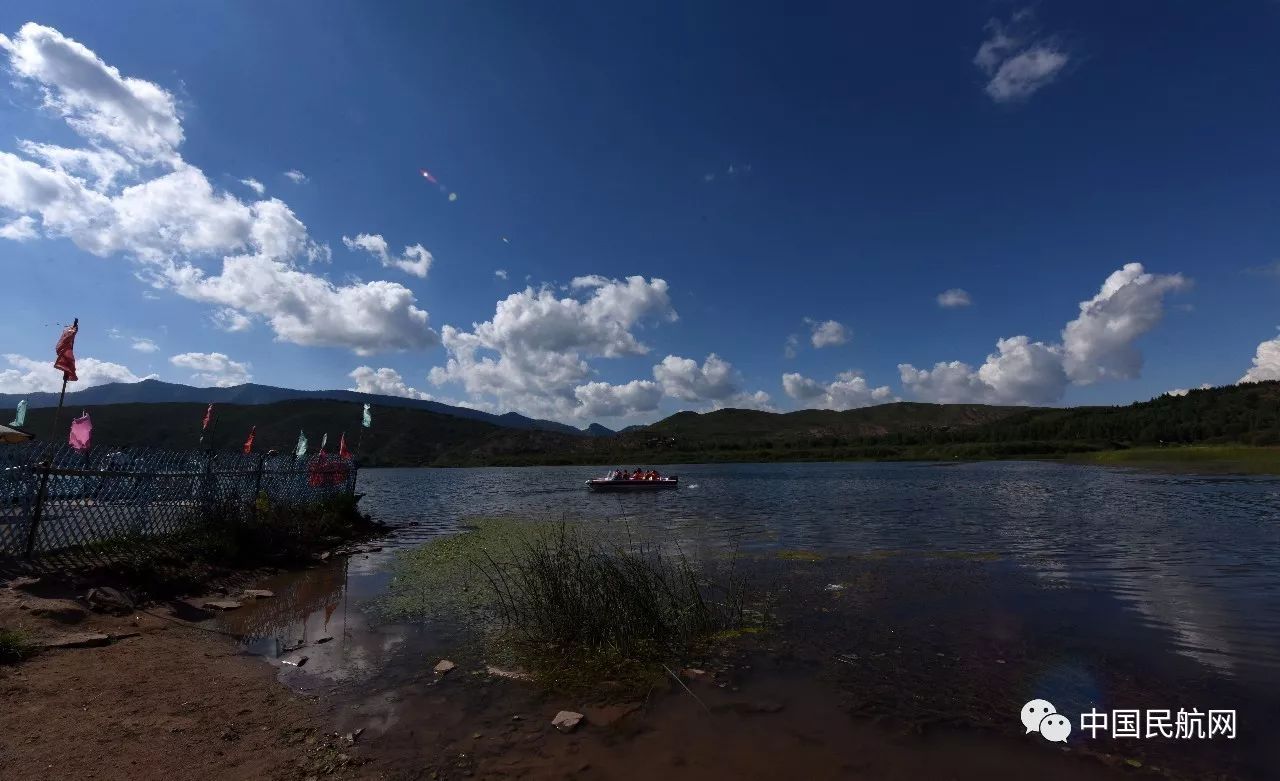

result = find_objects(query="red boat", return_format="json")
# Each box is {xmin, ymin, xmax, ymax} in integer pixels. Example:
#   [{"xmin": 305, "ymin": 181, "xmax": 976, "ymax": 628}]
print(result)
[{"xmin": 586, "ymin": 474, "xmax": 679, "ymax": 492}]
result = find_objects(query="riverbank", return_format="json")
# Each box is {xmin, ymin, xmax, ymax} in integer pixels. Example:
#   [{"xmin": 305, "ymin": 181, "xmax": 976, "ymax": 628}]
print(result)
[{"xmin": 1067, "ymin": 445, "xmax": 1280, "ymax": 474}]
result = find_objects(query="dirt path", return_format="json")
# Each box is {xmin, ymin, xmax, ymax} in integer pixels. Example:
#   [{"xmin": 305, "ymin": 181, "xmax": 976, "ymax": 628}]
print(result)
[{"xmin": 0, "ymin": 581, "xmax": 373, "ymax": 781}]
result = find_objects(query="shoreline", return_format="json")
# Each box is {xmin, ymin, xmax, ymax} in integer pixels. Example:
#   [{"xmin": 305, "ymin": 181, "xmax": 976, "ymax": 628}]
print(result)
[{"xmin": 371, "ymin": 445, "xmax": 1280, "ymax": 476}]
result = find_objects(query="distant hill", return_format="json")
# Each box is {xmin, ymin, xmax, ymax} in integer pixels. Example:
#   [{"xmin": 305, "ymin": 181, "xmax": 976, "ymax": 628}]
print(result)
[
  {"xmin": 0, "ymin": 379, "xmax": 587, "ymax": 436},
  {"xmin": 4, "ymin": 382, "xmax": 1276, "ymax": 468},
  {"xmin": 584, "ymin": 423, "xmax": 616, "ymax": 437}
]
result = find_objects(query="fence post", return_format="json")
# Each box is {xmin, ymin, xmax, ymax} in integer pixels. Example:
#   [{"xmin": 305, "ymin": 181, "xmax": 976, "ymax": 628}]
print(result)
[{"xmin": 25, "ymin": 461, "xmax": 52, "ymax": 560}]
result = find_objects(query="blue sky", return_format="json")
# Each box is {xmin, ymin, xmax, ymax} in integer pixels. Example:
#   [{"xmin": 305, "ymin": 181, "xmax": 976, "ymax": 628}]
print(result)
[{"xmin": 1, "ymin": 1, "xmax": 1278, "ymax": 425}]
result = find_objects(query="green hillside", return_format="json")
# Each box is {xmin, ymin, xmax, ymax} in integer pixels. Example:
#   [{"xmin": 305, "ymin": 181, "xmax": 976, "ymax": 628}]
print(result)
[{"xmin": 5, "ymin": 381, "xmax": 1278, "ymax": 469}]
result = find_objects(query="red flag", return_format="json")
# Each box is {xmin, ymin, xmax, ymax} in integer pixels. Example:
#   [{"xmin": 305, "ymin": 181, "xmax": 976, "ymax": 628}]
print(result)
[
  {"xmin": 243, "ymin": 426, "xmax": 256, "ymax": 454},
  {"xmin": 338, "ymin": 432, "xmax": 351, "ymax": 459},
  {"xmin": 202, "ymin": 403, "xmax": 214, "ymax": 431},
  {"xmin": 54, "ymin": 320, "xmax": 78, "ymax": 381}
]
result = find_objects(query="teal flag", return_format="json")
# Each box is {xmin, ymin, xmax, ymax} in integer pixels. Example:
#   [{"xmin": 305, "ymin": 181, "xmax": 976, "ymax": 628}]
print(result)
[
  {"xmin": 294, "ymin": 430, "xmax": 307, "ymax": 459},
  {"xmin": 9, "ymin": 399, "xmax": 27, "ymax": 427},
  {"xmin": 361, "ymin": 403, "xmax": 372, "ymax": 428}
]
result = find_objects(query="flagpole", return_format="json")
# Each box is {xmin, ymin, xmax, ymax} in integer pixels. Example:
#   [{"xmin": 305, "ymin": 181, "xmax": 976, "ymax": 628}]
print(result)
[{"xmin": 49, "ymin": 317, "xmax": 77, "ymax": 442}]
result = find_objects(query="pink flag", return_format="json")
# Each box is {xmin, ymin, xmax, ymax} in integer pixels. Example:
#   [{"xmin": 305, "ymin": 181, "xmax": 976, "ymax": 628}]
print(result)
[
  {"xmin": 54, "ymin": 319, "xmax": 79, "ymax": 381},
  {"xmin": 69, "ymin": 411, "xmax": 92, "ymax": 452}
]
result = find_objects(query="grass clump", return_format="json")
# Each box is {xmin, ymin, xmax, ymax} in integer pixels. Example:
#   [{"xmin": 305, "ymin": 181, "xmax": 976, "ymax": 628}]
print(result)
[
  {"xmin": 382, "ymin": 519, "xmax": 757, "ymax": 694},
  {"xmin": 0, "ymin": 628, "xmax": 35, "ymax": 664}
]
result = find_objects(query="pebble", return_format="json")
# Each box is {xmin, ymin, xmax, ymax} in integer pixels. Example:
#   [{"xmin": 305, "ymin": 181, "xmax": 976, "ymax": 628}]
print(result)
[
  {"xmin": 434, "ymin": 659, "xmax": 456, "ymax": 675},
  {"xmin": 551, "ymin": 710, "xmax": 584, "ymax": 733}
]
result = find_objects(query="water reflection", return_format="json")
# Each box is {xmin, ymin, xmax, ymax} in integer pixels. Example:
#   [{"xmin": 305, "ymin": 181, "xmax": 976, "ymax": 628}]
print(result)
[{"xmin": 352, "ymin": 461, "xmax": 1280, "ymax": 685}]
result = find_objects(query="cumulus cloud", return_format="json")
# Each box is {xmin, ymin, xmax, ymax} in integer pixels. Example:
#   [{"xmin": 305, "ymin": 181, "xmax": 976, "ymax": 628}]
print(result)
[
  {"xmin": 1, "ymin": 23, "xmax": 182, "ymax": 162},
  {"xmin": 573, "ymin": 380, "xmax": 663, "ymax": 418},
  {"xmin": 0, "ymin": 352, "xmax": 155, "ymax": 393},
  {"xmin": 807, "ymin": 319, "xmax": 850, "ymax": 349},
  {"xmin": 782, "ymin": 371, "xmax": 896, "ymax": 410},
  {"xmin": 653, "ymin": 353, "xmax": 773, "ymax": 411},
  {"xmin": 0, "ymin": 215, "xmax": 37, "ymax": 240},
  {"xmin": 428, "ymin": 276, "xmax": 676, "ymax": 420},
  {"xmin": 899, "ymin": 264, "xmax": 1187, "ymax": 405},
  {"xmin": 1167, "ymin": 383, "xmax": 1211, "ymax": 397},
  {"xmin": 342, "ymin": 232, "xmax": 432, "ymax": 278},
  {"xmin": 974, "ymin": 10, "xmax": 1070, "ymax": 103},
  {"xmin": 0, "ymin": 23, "xmax": 435, "ymax": 355},
  {"xmin": 494, "ymin": 269, "xmax": 508, "ymax": 280},
  {"xmin": 239, "ymin": 177, "xmax": 265, "ymax": 195},
  {"xmin": 130, "ymin": 337, "xmax": 158, "ymax": 353},
  {"xmin": 349, "ymin": 366, "xmax": 432, "ymax": 400},
  {"xmin": 1061, "ymin": 263, "xmax": 1190, "ymax": 384},
  {"xmin": 211, "ymin": 307, "xmax": 252, "ymax": 332},
  {"xmin": 1239, "ymin": 331, "xmax": 1280, "ymax": 383},
  {"xmin": 283, "ymin": 169, "xmax": 307, "ymax": 184},
  {"xmin": 169, "ymin": 351, "xmax": 251, "ymax": 387},
  {"xmin": 937, "ymin": 288, "xmax": 972, "ymax": 308}
]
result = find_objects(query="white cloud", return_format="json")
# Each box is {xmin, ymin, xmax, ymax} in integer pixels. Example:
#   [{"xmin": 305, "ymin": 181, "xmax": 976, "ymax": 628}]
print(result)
[
  {"xmin": 783, "ymin": 371, "xmax": 895, "ymax": 410},
  {"xmin": 0, "ymin": 352, "xmax": 155, "ymax": 393},
  {"xmin": 130, "ymin": 337, "xmax": 158, "ymax": 353},
  {"xmin": 937, "ymin": 288, "xmax": 972, "ymax": 308},
  {"xmin": 210, "ymin": 307, "xmax": 252, "ymax": 332},
  {"xmin": 283, "ymin": 169, "xmax": 307, "ymax": 184},
  {"xmin": 0, "ymin": 215, "xmax": 37, "ymax": 240},
  {"xmin": 899, "ymin": 264, "xmax": 1187, "ymax": 405},
  {"xmin": 169, "ymin": 351, "xmax": 251, "ymax": 387},
  {"xmin": 429, "ymin": 276, "xmax": 676, "ymax": 420},
  {"xmin": 342, "ymin": 232, "xmax": 433, "ymax": 278},
  {"xmin": 1239, "ymin": 331, "xmax": 1280, "ymax": 383},
  {"xmin": 974, "ymin": 10, "xmax": 1069, "ymax": 103},
  {"xmin": 653, "ymin": 353, "xmax": 773, "ymax": 410},
  {"xmin": 1061, "ymin": 263, "xmax": 1190, "ymax": 384},
  {"xmin": 0, "ymin": 23, "xmax": 435, "ymax": 355},
  {"xmin": 2, "ymin": 23, "xmax": 182, "ymax": 163},
  {"xmin": 807, "ymin": 319, "xmax": 850, "ymax": 348},
  {"xmin": 349, "ymin": 366, "xmax": 432, "ymax": 400},
  {"xmin": 239, "ymin": 177, "xmax": 265, "ymax": 195},
  {"xmin": 784, "ymin": 333, "xmax": 799, "ymax": 359},
  {"xmin": 1168, "ymin": 383, "xmax": 1211, "ymax": 397},
  {"xmin": 494, "ymin": 269, "xmax": 508, "ymax": 280},
  {"xmin": 573, "ymin": 380, "xmax": 663, "ymax": 419}
]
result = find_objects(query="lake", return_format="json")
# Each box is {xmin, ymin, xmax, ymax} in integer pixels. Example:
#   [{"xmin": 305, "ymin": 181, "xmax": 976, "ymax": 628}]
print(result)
[
  {"xmin": 219, "ymin": 460, "xmax": 1280, "ymax": 778},
  {"xmin": 357, "ymin": 460, "xmax": 1280, "ymax": 680}
]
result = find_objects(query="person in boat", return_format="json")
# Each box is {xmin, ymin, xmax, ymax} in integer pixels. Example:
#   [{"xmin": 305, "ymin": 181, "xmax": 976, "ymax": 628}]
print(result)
[
  {"xmin": 612, "ymin": 469, "xmax": 627, "ymax": 480},
  {"xmin": 646, "ymin": 470, "xmax": 658, "ymax": 480},
  {"xmin": 632, "ymin": 468, "xmax": 644, "ymax": 480}
]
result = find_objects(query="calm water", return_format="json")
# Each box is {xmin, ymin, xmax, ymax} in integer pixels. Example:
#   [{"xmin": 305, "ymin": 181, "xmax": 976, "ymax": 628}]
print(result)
[{"xmin": 355, "ymin": 460, "xmax": 1280, "ymax": 680}]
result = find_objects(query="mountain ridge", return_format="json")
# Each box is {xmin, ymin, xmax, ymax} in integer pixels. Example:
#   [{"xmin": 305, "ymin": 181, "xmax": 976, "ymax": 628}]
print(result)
[{"xmin": 0, "ymin": 378, "xmax": 587, "ymax": 436}]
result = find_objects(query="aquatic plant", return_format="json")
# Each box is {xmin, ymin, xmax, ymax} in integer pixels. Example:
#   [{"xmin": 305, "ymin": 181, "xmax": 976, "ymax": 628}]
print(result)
[{"xmin": 382, "ymin": 518, "xmax": 756, "ymax": 693}]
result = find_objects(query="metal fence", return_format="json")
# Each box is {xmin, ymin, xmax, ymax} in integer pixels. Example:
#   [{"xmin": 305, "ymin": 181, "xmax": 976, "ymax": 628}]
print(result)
[{"xmin": 0, "ymin": 443, "xmax": 357, "ymax": 558}]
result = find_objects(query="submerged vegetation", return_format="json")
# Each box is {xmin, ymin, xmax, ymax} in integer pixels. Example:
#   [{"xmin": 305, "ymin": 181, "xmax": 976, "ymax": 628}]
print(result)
[{"xmin": 382, "ymin": 519, "xmax": 757, "ymax": 694}]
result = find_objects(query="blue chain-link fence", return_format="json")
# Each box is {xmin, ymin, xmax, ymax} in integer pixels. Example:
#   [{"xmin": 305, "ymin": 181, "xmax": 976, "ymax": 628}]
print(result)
[{"xmin": 0, "ymin": 443, "xmax": 357, "ymax": 558}]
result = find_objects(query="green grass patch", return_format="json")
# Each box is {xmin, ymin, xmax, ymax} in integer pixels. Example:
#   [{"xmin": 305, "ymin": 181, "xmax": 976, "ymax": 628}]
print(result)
[
  {"xmin": 1070, "ymin": 446, "xmax": 1280, "ymax": 475},
  {"xmin": 381, "ymin": 519, "xmax": 759, "ymax": 696},
  {"xmin": 0, "ymin": 628, "xmax": 35, "ymax": 664},
  {"xmin": 776, "ymin": 549, "xmax": 824, "ymax": 562}
]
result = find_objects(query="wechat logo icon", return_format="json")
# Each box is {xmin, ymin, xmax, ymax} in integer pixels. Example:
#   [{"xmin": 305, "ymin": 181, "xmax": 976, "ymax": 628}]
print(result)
[{"xmin": 1022, "ymin": 699, "xmax": 1072, "ymax": 743}]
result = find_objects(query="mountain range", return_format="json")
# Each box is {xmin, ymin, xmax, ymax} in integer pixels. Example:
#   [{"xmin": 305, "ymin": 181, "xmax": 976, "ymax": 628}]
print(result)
[{"xmin": 0, "ymin": 379, "xmax": 612, "ymax": 437}]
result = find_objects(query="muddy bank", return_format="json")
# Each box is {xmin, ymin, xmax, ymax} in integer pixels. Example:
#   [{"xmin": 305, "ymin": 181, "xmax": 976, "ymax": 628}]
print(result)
[{"xmin": 0, "ymin": 578, "xmax": 374, "ymax": 780}]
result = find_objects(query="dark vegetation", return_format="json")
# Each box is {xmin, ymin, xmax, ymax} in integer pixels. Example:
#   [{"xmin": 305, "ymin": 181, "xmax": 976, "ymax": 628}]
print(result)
[
  {"xmin": 6, "ymin": 381, "xmax": 1278, "ymax": 468},
  {"xmin": 0, "ymin": 628, "xmax": 35, "ymax": 664},
  {"xmin": 39, "ymin": 494, "xmax": 380, "ymax": 599},
  {"xmin": 381, "ymin": 520, "xmax": 755, "ymax": 695}
]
